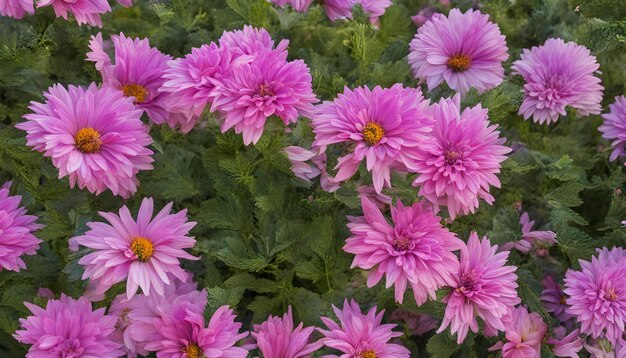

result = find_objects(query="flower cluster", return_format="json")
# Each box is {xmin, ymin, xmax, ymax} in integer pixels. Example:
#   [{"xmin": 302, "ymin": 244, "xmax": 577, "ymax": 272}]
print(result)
[{"xmin": 269, "ymin": 0, "xmax": 392, "ymax": 25}]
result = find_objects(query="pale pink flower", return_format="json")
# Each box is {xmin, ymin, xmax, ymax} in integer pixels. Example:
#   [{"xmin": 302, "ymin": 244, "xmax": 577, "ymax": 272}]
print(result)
[
  {"xmin": 489, "ymin": 306, "xmax": 548, "ymax": 358},
  {"xmin": 0, "ymin": 0, "xmax": 33, "ymax": 18}
]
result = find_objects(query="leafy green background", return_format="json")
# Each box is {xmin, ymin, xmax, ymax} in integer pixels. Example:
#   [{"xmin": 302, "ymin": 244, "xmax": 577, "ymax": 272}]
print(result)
[{"xmin": 1, "ymin": 0, "xmax": 626, "ymax": 356}]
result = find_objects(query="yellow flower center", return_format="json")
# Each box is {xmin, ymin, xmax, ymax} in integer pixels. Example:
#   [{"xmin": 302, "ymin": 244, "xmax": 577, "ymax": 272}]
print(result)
[
  {"xmin": 74, "ymin": 127, "xmax": 102, "ymax": 153},
  {"xmin": 359, "ymin": 351, "xmax": 377, "ymax": 358},
  {"xmin": 257, "ymin": 83, "xmax": 274, "ymax": 97},
  {"xmin": 183, "ymin": 343, "xmax": 203, "ymax": 358},
  {"xmin": 447, "ymin": 54, "xmax": 471, "ymax": 72},
  {"xmin": 605, "ymin": 288, "xmax": 618, "ymax": 301},
  {"xmin": 362, "ymin": 122, "xmax": 384, "ymax": 146},
  {"xmin": 130, "ymin": 237, "xmax": 154, "ymax": 262},
  {"xmin": 122, "ymin": 84, "xmax": 149, "ymax": 104}
]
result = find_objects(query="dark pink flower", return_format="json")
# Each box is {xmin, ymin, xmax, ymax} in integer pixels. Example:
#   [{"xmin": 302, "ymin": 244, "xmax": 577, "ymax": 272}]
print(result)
[
  {"xmin": 599, "ymin": 96, "xmax": 626, "ymax": 165},
  {"xmin": 0, "ymin": 0, "xmax": 33, "ymax": 18},
  {"xmin": 36, "ymin": 0, "xmax": 110, "ymax": 27}
]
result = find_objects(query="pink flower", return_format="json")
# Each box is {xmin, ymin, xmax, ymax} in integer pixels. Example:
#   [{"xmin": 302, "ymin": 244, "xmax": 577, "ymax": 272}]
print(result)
[
  {"xmin": 252, "ymin": 306, "xmax": 323, "ymax": 358},
  {"xmin": 323, "ymin": 0, "xmax": 355, "ymax": 21},
  {"xmin": 489, "ymin": 306, "xmax": 548, "ymax": 358},
  {"xmin": 389, "ymin": 310, "xmax": 439, "ymax": 336},
  {"xmin": 356, "ymin": 185, "xmax": 392, "ymax": 210},
  {"xmin": 73, "ymin": 197, "xmax": 198, "ymax": 299},
  {"xmin": 547, "ymin": 327, "xmax": 583, "ymax": 358},
  {"xmin": 359, "ymin": 0, "xmax": 392, "ymax": 26},
  {"xmin": 36, "ymin": 0, "xmax": 110, "ymax": 26},
  {"xmin": 318, "ymin": 299, "xmax": 410, "ymax": 358},
  {"xmin": 312, "ymin": 84, "xmax": 431, "ymax": 193},
  {"xmin": 144, "ymin": 305, "xmax": 249, "ymax": 357},
  {"xmin": 218, "ymin": 25, "xmax": 289, "ymax": 58},
  {"xmin": 0, "ymin": 181, "xmax": 42, "ymax": 272},
  {"xmin": 512, "ymin": 38, "xmax": 603, "ymax": 125},
  {"xmin": 501, "ymin": 212, "xmax": 557, "ymax": 255},
  {"xmin": 13, "ymin": 295, "xmax": 122, "ymax": 357},
  {"xmin": 563, "ymin": 247, "xmax": 626, "ymax": 345},
  {"xmin": 540, "ymin": 275, "xmax": 573, "ymax": 322},
  {"xmin": 600, "ymin": 96, "xmax": 626, "ymax": 165},
  {"xmin": 408, "ymin": 8, "xmax": 509, "ymax": 95},
  {"xmin": 0, "ymin": 0, "xmax": 33, "ymax": 18},
  {"xmin": 438, "ymin": 232, "xmax": 520, "ymax": 343},
  {"xmin": 269, "ymin": 0, "xmax": 313, "ymax": 12},
  {"xmin": 284, "ymin": 146, "xmax": 322, "ymax": 182},
  {"xmin": 37, "ymin": 288, "xmax": 55, "ymax": 299},
  {"xmin": 344, "ymin": 196, "xmax": 462, "ymax": 305},
  {"xmin": 406, "ymin": 94, "xmax": 511, "ymax": 219},
  {"xmin": 17, "ymin": 83, "xmax": 154, "ymax": 198},
  {"xmin": 411, "ymin": 6, "xmax": 437, "ymax": 27}
]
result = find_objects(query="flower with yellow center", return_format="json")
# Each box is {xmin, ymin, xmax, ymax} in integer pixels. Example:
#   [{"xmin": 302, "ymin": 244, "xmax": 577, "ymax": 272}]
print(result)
[
  {"xmin": 122, "ymin": 84, "xmax": 149, "ymax": 104},
  {"xmin": 74, "ymin": 127, "xmax": 102, "ymax": 153},
  {"xmin": 184, "ymin": 343, "xmax": 203, "ymax": 358},
  {"xmin": 447, "ymin": 54, "xmax": 471, "ymax": 72},
  {"xmin": 360, "ymin": 350, "xmax": 377, "ymax": 358},
  {"xmin": 362, "ymin": 122, "xmax": 384, "ymax": 146},
  {"xmin": 605, "ymin": 288, "xmax": 618, "ymax": 301},
  {"xmin": 130, "ymin": 237, "xmax": 154, "ymax": 262}
]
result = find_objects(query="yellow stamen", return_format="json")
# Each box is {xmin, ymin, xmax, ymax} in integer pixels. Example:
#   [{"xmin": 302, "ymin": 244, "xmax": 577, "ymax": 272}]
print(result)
[
  {"xmin": 605, "ymin": 288, "xmax": 618, "ymax": 301},
  {"xmin": 360, "ymin": 350, "xmax": 377, "ymax": 358},
  {"xmin": 362, "ymin": 122, "xmax": 384, "ymax": 146},
  {"xmin": 74, "ymin": 127, "xmax": 102, "ymax": 153},
  {"xmin": 122, "ymin": 84, "xmax": 149, "ymax": 104},
  {"xmin": 447, "ymin": 54, "xmax": 471, "ymax": 72},
  {"xmin": 183, "ymin": 343, "xmax": 203, "ymax": 358},
  {"xmin": 130, "ymin": 237, "xmax": 154, "ymax": 262}
]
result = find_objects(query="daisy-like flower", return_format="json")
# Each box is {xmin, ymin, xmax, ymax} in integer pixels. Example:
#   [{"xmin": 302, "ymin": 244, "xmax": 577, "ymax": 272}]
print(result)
[
  {"xmin": 13, "ymin": 295, "xmax": 122, "ymax": 357},
  {"xmin": 406, "ymin": 94, "xmax": 511, "ymax": 219},
  {"xmin": 512, "ymin": 38, "xmax": 603, "ymax": 125},
  {"xmin": 73, "ymin": 197, "xmax": 198, "ymax": 299},
  {"xmin": 489, "ymin": 306, "xmax": 548, "ymax": 358},
  {"xmin": 323, "ymin": 0, "xmax": 355, "ymax": 21},
  {"xmin": 269, "ymin": 0, "xmax": 313, "ymax": 12},
  {"xmin": 540, "ymin": 275, "xmax": 573, "ymax": 322},
  {"xmin": 17, "ymin": 83, "xmax": 154, "ymax": 198},
  {"xmin": 408, "ymin": 8, "xmax": 509, "ymax": 95},
  {"xmin": 219, "ymin": 25, "xmax": 289, "ymax": 58},
  {"xmin": 438, "ymin": 232, "xmax": 520, "ymax": 343},
  {"xmin": 318, "ymin": 299, "xmax": 410, "ymax": 358},
  {"xmin": 284, "ymin": 146, "xmax": 322, "ymax": 182},
  {"xmin": 359, "ymin": 0, "xmax": 392, "ymax": 26},
  {"xmin": 36, "ymin": 0, "xmax": 110, "ymax": 26},
  {"xmin": 0, "ymin": 181, "xmax": 42, "ymax": 272},
  {"xmin": 599, "ymin": 96, "xmax": 626, "ymax": 165},
  {"xmin": 0, "ymin": 0, "xmax": 33, "ymax": 19},
  {"xmin": 501, "ymin": 212, "xmax": 557, "ymax": 255},
  {"xmin": 563, "ymin": 247, "xmax": 626, "ymax": 345},
  {"xmin": 144, "ymin": 305, "xmax": 249, "ymax": 358},
  {"xmin": 312, "ymin": 84, "xmax": 431, "ymax": 193},
  {"xmin": 344, "ymin": 196, "xmax": 462, "ymax": 305},
  {"xmin": 547, "ymin": 327, "xmax": 583, "ymax": 358},
  {"xmin": 252, "ymin": 306, "xmax": 323, "ymax": 358}
]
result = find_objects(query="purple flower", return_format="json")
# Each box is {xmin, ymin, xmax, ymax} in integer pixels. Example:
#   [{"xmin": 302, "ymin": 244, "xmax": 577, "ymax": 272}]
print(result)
[
  {"xmin": 411, "ymin": 6, "xmax": 437, "ymax": 27},
  {"xmin": 599, "ymin": 96, "xmax": 626, "ymax": 165},
  {"xmin": 344, "ymin": 197, "xmax": 462, "ymax": 305},
  {"xmin": 512, "ymin": 38, "xmax": 603, "ymax": 125},
  {"xmin": 284, "ymin": 146, "xmax": 322, "ymax": 182},
  {"xmin": 547, "ymin": 327, "xmax": 583, "ymax": 358},
  {"xmin": 489, "ymin": 306, "xmax": 548, "ymax": 358},
  {"xmin": 408, "ymin": 8, "xmax": 509, "ymax": 95},
  {"xmin": 13, "ymin": 295, "xmax": 122, "ymax": 357},
  {"xmin": 36, "ymin": 0, "xmax": 110, "ymax": 26},
  {"xmin": 0, "ymin": 0, "xmax": 33, "ymax": 18},
  {"xmin": 541, "ymin": 275, "xmax": 574, "ymax": 322},
  {"xmin": 318, "ymin": 299, "xmax": 410, "ymax": 358}
]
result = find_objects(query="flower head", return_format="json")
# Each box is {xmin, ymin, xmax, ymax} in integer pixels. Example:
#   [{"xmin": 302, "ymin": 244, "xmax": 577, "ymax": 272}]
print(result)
[
  {"xmin": 269, "ymin": 0, "xmax": 313, "ymax": 12},
  {"xmin": 318, "ymin": 299, "xmax": 410, "ymax": 358},
  {"xmin": 359, "ymin": 0, "xmax": 392, "ymax": 26},
  {"xmin": 17, "ymin": 83, "xmax": 154, "ymax": 198},
  {"xmin": 13, "ymin": 295, "xmax": 122, "ymax": 357},
  {"xmin": 219, "ymin": 25, "xmax": 289, "ymax": 58},
  {"xmin": 252, "ymin": 306, "xmax": 323, "ymax": 358},
  {"xmin": 344, "ymin": 197, "xmax": 462, "ymax": 305},
  {"xmin": 540, "ymin": 275, "xmax": 573, "ymax": 322},
  {"xmin": 408, "ymin": 8, "xmax": 508, "ymax": 95},
  {"xmin": 489, "ymin": 306, "xmax": 548, "ymax": 358},
  {"xmin": 501, "ymin": 212, "xmax": 557, "ymax": 255},
  {"xmin": 547, "ymin": 327, "xmax": 583, "ymax": 358},
  {"xmin": 284, "ymin": 146, "xmax": 323, "ymax": 182},
  {"xmin": 407, "ymin": 94, "xmax": 511, "ymax": 219},
  {"xmin": 312, "ymin": 84, "xmax": 431, "ymax": 193},
  {"xmin": 73, "ymin": 197, "xmax": 198, "ymax": 299},
  {"xmin": 36, "ymin": 0, "xmax": 110, "ymax": 26},
  {"xmin": 512, "ymin": 38, "xmax": 603, "ymax": 125},
  {"xmin": 438, "ymin": 232, "xmax": 520, "ymax": 343},
  {"xmin": 563, "ymin": 247, "xmax": 626, "ymax": 344},
  {"xmin": 599, "ymin": 96, "xmax": 626, "ymax": 165},
  {"xmin": 0, "ymin": 181, "xmax": 42, "ymax": 272},
  {"xmin": 0, "ymin": 0, "xmax": 33, "ymax": 18},
  {"xmin": 323, "ymin": 0, "xmax": 355, "ymax": 21}
]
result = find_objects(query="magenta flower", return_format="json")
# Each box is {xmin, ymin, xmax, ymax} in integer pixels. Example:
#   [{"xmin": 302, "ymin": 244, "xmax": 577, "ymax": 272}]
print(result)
[
  {"xmin": 252, "ymin": 306, "xmax": 323, "ymax": 358},
  {"xmin": 0, "ymin": 0, "xmax": 33, "ymax": 18},
  {"xmin": 13, "ymin": 295, "xmax": 122, "ymax": 357},
  {"xmin": 284, "ymin": 146, "xmax": 323, "ymax": 182},
  {"xmin": 357, "ymin": 185, "xmax": 392, "ymax": 210},
  {"xmin": 547, "ymin": 327, "xmax": 583, "ymax": 358},
  {"xmin": 411, "ymin": 6, "xmax": 437, "ymax": 27},
  {"xmin": 501, "ymin": 212, "xmax": 557, "ymax": 255},
  {"xmin": 389, "ymin": 310, "xmax": 439, "ymax": 336},
  {"xmin": 540, "ymin": 275, "xmax": 573, "ymax": 322},
  {"xmin": 270, "ymin": 0, "xmax": 312, "ymax": 11},
  {"xmin": 73, "ymin": 197, "xmax": 198, "ymax": 299},
  {"xmin": 563, "ymin": 247, "xmax": 626, "ymax": 345},
  {"xmin": 219, "ymin": 25, "xmax": 289, "ymax": 58},
  {"xmin": 489, "ymin": 306, "xmax": 548, "ymax": 358},
  {"xmin": 312, "ymin": 84, "xmax": 431, "ymax": 193},
  {"xmin": 323, "ymin": 0, "xmax": 355, "ymax": 21},
  {"xmin": 144, "ymin": 305, "xmax": 249, "ymax": 357},
  {"xmin": 406, "ymin": 95, "xmax": 511, "ymax": 219},
  {"xmin": 359, "ymin": 0, "xmax": 392, "ymax": 26},
  {"xmin": 408, "ymin": 8, "xmax": 508, "ymax": 95},
  {"xmin": 0, "ymin": 181, "xmax": 42, "ymax": 272},
  {"xmin": 344, "ymin": 197, "xmax": 462, "ymax": 305},
  {"xmin": 599, "ymin": 96, "xmax": 626, "ymax": 165},
  {"xmin": 17, "ymin": 83, "xmax": 153, "ymax": 198},
  {"xmin": 36, "ymin": 0, "xmax": 110, "ymax": 26},
  {"xmin": 512, "ymin": 38, "xmax": 603, "ymax": 125},
  {"xmin": 318, "ymin": 299, "xmax": 410, "ymax": 358},
  {"xmin": 438, "ymin": 232, "xmax": 520, "ymax": 343}
]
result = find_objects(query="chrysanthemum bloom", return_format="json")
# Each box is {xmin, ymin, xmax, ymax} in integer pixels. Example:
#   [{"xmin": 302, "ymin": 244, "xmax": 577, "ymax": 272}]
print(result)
[
  {"xmin": 13, "ymin": 295, "xmax": 122, "ymax": 357},
  {"xmin": 219, "ymin": 25, "xmax": 289, "ymax": 58},
  {"xmin": 323, "ymin": 0, "xmax": 355, "ymax": 21},
  {"xmin": 0, "ymin": 182, "xmax": 42, "ymax": 272},
  {"xmin": 438, "ymin": 232, "xmax": 520, "ymax": 343},
  {"xmin": 318, "ymin": 300, "xmax": 410, "ymax": 358},
  {"xmin": 511, "ymin": 38, "xmax": 603, "ymax": 125},
  {"xmin": 501, "ymin": 212, "xmax": 557, "ymax": 255},
  {"xmin": 599, "ymin": 96, "xmax": 626, "ymax": 165},
  {"xmin": 73, "ymin": 197, "xmax": 198, "ymax": 299},
  {"xmin": 540, "ymin": 275, "xmax": 573, "ymax": 322},
  {"xmin": 36, "ymin": 0, "xmax": 110, "ymax": 26},
  {"xmin": 389, "ymin": 309, "xmax": 439, "ymax": 336},
  {"xmin": 284, "ymin": 146, "xmax": 322, "ymax": 182},
  {"xmin": 563, "ymin": 247, "xmax": 626, "ymax": 344},
  {"xmin": 359, "ymin": 0, "xmax": 392, "ymax": 26},
  {"xmin": 144, "ymin": 305, "xmax": 249, "ymax": 358},
  {"xmin": 252, "ymin": 306, "xmax": 323, "ymax": 358},
  {"xmin": 547, "ymin": 327, "xmax": 583, "ymax": 358},
  {"xmin": 210, "ymin": 48, "xmax": 317, "ymax": 145},
  {"xmin": 312, "ymin": 84, "xmax": 431, "ymax": 193},
  {"xmin": 0, "ymin": 0, "xmax": 33, "ymax": 18},
  {"xmin": 489, "ymin": 306, "xmax": 548, "ymax": 358},
  {"xmin": 408, "ymin": 8, "xmax": 508, "ymax": 95},
  {"xmin": 344, "ymin": 197, "xmax": 462, "ymax": 304},
  {"xmin": 270, "ymin": 0, "xmax": 312, "ymax": 12},
  {"xmin": 406, "ymin": 95, "xmax": 511, "ymax": 219},
  {"xmin": 17, "ymin": 83, "xmax": 153, "ymax": 198},
  {"xmin": 87, "ymin": 32, "xmax": 183, "ymax": 128}
]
